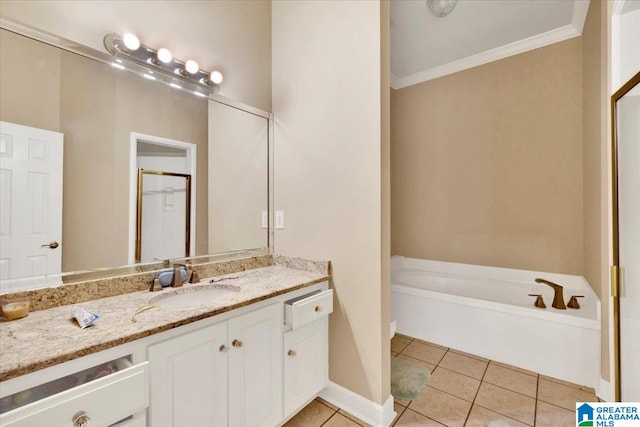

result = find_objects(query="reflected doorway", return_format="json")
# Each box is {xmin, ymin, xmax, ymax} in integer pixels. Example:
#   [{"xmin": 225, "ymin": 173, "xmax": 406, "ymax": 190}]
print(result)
[{"xmin": 128, "ymin": 133, "xmax": 197, "ymax": 264}]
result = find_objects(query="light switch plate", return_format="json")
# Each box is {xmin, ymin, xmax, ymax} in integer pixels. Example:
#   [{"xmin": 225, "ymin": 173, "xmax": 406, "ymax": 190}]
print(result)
[
  {"xmin": 275, "ymin": 210, "xmax": 285, "ymax": 229},
  {"xmin": 261, "ymin": 211, "xmax": 268, "ymax": 229}
]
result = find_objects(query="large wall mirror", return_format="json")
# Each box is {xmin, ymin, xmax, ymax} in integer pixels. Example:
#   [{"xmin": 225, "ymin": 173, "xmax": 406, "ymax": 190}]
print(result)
[{"xmin": 0, "ymin": 26, "xmax": 271, "ymax": 293}]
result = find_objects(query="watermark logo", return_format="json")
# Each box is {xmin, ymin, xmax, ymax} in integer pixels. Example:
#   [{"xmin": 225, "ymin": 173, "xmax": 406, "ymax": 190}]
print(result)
[
  {"xmin": 577, "ymin": 403, "xmax": 595, "ymax": 426},
  {"xmin": 577, "ymin": 402, "xmax": 640, "ymax": 427}
]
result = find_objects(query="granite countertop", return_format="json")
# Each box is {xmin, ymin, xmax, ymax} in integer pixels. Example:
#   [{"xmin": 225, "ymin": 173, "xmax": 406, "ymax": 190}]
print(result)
[{"xmin": 0, "ymin": 257, "xmax": 330, "ymax": 382}]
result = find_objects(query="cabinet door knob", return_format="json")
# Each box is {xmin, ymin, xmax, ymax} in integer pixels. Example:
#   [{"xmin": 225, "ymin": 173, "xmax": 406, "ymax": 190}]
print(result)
[
  {"xmin": 288, "ymin": 349, "xmax": 296, "ymax": 357},
  {"xmin": 219, "ymin": 345, "xmax": 229, "ymax": 353},
  {"xmin": 314, "ymin": 305, "xmax": 321, "ymax": 312},
  {"xmin": 72, "ymin": 411, "xmax": 91, "ymax": 427},
  {"xmin": 232, "ymin": 339, "xmax": 243, "ymax": 348}
]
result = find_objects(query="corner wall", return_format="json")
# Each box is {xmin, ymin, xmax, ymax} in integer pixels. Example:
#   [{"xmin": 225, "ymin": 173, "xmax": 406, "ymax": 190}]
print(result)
[
  {"xmin": 272, "ymin": 0, "xmax": 389, "ymax": 405},
  {"xmin": 581, "ymin": 0, "xmax": 610, "ymax": 383},
  {"xmin": 391, "ymin": 38, "xmax": 584, "ymax": 275}
]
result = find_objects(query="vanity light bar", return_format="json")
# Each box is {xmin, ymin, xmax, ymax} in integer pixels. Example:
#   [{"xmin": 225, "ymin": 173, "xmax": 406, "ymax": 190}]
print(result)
[{"xmin": 104, "ymin": 32, "xmax": 222, "ymax": 95}]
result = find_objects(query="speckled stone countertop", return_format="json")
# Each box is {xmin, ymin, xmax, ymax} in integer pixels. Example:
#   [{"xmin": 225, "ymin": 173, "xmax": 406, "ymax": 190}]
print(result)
[{"xmin": 0, "ymin": 255, "xmax": 330, "ymax": 382}]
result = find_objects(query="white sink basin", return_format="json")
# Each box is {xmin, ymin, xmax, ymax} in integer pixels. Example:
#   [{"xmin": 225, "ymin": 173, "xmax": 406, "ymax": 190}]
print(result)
[{"xmin": 149, "ymin": 284, "xmax": 241, "ymax": 309}]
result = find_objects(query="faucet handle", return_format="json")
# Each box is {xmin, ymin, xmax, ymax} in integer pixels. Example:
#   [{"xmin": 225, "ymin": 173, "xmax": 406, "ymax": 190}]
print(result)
[
  {"xmin": 189, "ymin": 270, "xmax": 200, "ymax": 284},
  {"xmin": 567, "ymin": 295, "xmax": 584, "ymax": 309},
  {"xmin": 149, "ymin": 278, "xmax": 162, "ymax": 292},
  {"xmin": 528, "ymin": 294, "xmax": 546, "ymax": 309}
]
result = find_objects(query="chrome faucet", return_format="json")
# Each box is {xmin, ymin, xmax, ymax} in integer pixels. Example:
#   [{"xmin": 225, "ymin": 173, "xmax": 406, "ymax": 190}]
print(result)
[
  {"xmin": 535, "ymin": 278, "xmax": 566, "ymax": 309},
  {"xmin": 172, "ymin": 263, "xmax": 187, "ymax": 287}
]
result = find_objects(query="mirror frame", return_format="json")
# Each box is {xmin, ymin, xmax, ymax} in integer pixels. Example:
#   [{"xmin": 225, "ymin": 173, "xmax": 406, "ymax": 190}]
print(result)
[
  {"xmin": 610, "ymin": 69, "xmax": 640, "ymax": 402},
  {"xmin": 0, "ymin": 18, "xmax": 274, "ymax": 289}
]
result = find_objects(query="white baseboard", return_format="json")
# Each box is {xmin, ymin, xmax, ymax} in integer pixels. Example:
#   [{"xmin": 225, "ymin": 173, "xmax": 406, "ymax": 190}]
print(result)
[
  {"xmin": 319, "ymin": 382, "xmax": 396, "ymax": 427},
  {"xmin": 390, "ymin": 321, "xmax": 397, "ymax": 339},
  {"xmin": 597, "ymin": 377, "xmax": 614, "ymax": 402}
]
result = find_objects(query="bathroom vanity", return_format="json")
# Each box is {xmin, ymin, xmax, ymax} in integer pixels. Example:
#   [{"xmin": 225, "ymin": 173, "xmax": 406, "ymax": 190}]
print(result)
[{"xmin": 0, "ymin": 255, "xmax": 332, "ymax": 427}]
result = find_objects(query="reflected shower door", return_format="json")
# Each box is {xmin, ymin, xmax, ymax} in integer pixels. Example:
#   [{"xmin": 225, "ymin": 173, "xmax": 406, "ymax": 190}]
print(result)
[{"xmin": 136, "ymin": 169, "xmax": 191, "ymax": 263}]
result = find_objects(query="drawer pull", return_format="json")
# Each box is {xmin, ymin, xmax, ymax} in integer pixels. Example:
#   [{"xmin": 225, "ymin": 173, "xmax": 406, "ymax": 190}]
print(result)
[
  {"xmin": 219, "ymin": 345, "xmax": 229, "ymax": 353},
  {"xmin": 288, "ymin": 349, "xmax": 296, "ymax": 357},
  {"xmin": 72, "ymin": 411, "xmax": 91, "ymax": 427},
  {"xmin": 314, "ymin": 306, "xmax": 321, "ymax": 312},
  {"xmin": 232, "ymin": 339, "xmax": 243, "ymax": 348}
]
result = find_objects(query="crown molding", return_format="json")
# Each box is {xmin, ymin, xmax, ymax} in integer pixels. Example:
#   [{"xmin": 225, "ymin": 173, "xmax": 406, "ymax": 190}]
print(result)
[{"xmin": 392, "ymin": 0, "xmax": 591, "ymax": 90}]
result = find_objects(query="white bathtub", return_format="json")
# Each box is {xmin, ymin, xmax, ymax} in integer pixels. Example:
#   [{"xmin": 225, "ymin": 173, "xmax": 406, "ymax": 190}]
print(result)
[{"xmin": 391, "ymin": 256, "xmax": 601, "ymax": 389}]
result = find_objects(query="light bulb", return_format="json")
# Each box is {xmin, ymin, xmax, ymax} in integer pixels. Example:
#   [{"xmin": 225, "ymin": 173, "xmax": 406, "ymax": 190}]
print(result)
[
  {"xmin": 157, "ymin": 48, "xmax": 173, "ymax": 64},
  {"xmin": 185, "ymin": 60, "xmax": 199, "ymax": 74},
  {"xmin": 209, "ymin": 71, "xmax": 223, "ymax": 84},
  {"xmin": 122, "ymin": 33, "xmax": 140, "ymax": 50}
]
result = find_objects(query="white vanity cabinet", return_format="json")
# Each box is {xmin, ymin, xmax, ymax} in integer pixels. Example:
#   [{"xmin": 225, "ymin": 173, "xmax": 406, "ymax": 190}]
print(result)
[
  {"xmin": 148, "ymin": 302, "xmax": 283, "ymax": 427},
  {"xmin": 282, "ymin": 289, "xmax": 333, "ymax": 418}
]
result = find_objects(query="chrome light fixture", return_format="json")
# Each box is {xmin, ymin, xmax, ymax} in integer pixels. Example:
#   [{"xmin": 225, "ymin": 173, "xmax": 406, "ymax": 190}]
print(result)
[
  {"xmin": 104, "ymin": 32, "xmax": 223, "ymax": 95},
  {"xmin": 427, "ymin": 0, "xmax": 457, "ymax": 17}
]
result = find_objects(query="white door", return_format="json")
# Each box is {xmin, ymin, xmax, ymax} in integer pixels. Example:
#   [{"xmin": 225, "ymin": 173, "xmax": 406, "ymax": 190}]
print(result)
[
  {"xmin": 0, "ymin": 121, "xmax": 63, "ymax": 290},
  {"xmin": 228, "ymin": 303, "xmax": 283, "ymax": 427},
  {"xmin": 616, "ymin": 87, "xmax": 640, "ymax": 401},
  {"xmin": 148, "ymin": 322, "xmax": 228, "ymax": 427}
]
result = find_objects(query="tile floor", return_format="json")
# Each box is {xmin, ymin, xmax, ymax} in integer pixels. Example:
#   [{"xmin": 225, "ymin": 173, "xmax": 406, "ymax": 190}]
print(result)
[{"xmin": 285, "ymin": 334, "xmax": 601, "ymax": 427}]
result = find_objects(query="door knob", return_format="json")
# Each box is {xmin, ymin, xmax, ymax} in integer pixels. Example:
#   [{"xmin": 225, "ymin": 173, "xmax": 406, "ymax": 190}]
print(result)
[
  {"xmin": 288, "ymin": 349, "xmax": 296, "ymax": 357},
  {"xmin": 232, "ymin": 339, "xmax": 243, "ymax": 348},
  {"xmin": 41, "ymin": 241, "xmax": 59, "ymax": 249},
  {"xmin": 219, "ymin": 345, "xmax": 229, "ymax": 353}
]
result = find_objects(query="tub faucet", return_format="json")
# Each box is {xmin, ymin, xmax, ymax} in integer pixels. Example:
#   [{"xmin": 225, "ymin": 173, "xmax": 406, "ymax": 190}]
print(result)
[{"xmin": 535, "ymin": 278, "xmax": 566, "ymax": 309}]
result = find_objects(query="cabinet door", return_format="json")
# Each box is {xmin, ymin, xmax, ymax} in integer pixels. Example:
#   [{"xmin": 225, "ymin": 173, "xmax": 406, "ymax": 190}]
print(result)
[
  {"xmin": 148, "ymin": 322, "xmax": 228, "ymax": 427},
  {"xmin": 283, "ymin": 319, "xmax": 328, "ymax": 417},
  {"xmin": 228, "ymin": 303, "xmax": 283, "ymax": 427}
]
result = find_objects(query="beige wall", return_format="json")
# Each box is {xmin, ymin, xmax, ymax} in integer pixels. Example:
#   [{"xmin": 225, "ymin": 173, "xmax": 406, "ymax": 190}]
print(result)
[
  {"xmin": 391, "ymin": 38, "xmax": 584, "ymax": 275},
  {"xmin": 0, "ymin": 30, "xmax": 61, "ymax": 132},
  {"xmin": 582, "ymin": 0, "xmax": 610, "ymax": 381},
  {"xmin": 0, "ymin": 0, "xmax": 271, "ymax": 112},
  {"xmin": 272, "ymin": 0, "xmax": 389, "ymax": 405},
  {"xmin": 208, "ymin": 101, "xmax": 269, "ymax": 253}
]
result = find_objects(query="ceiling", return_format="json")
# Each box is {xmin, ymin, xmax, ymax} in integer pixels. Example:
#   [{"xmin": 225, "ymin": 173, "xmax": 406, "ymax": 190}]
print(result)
[{"xmin": 391, "ymin": 0, "xmax": 591, "ymax": 89}]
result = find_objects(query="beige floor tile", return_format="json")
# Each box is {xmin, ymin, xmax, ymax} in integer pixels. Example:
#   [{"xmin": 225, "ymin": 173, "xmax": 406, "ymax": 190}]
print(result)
[
  {"xmin": 537, "ymin": 379, "xmax": 597, "ymax": 411},
  {"xmin": 475, "ymin": 382, "xmax": 536, "ymax": 425},
  {"xmin": 395, "ymin": 396, "xmax": 411, "ymax": 408},
  {"xmin": 409, "ymin": 386, "xmax": 471, "ymax": 427},
  {"xmin": 395, "ymin": 333, "xmax": 415, "ymax": 341},
  {"xmin": 392, "ymin": 403, "xmax": 405, "ymax": 425},
  {"xmin": 539, "ymin": 374, "xmax": 593, "ymax": 392},
  {"xmin": 395, "ymin": 353, "xmax": 437, "ymax": 372},
  {"xmin": 535, "ymin": 400, "xmax": 575, "ymax": 427},
  {"xmin": 412, "ymin": 338, "xmax": 449, "ymax": 350},
  {"xmin": 483, "ymin": 363, "xmax": 538, "ymax": 398},
  {"xmin": 449, "ymin": 348, "xmax": 489, "ymax": 362},
  {"xmin": 323, "ymin": 412, "xmax": 362, "ymax": 427},
  {"xmin": 392, "ymin": 335, "xmax": 412, "ymax": 353},
  {"xmin": 491, "ymin": 360, "xmax": 538, "ymax": 377},
  {"xmin": 338, "ymin": 409, "xmax": 372, "ymax": 426},
  {"xmin": 392, "ymin": 408, "xmax": 445, "ymax": 426},
  {"xmin": 427, "ymin": 366, "xmax": 481, "ymax": 402},
  {"xmin": 283, "ymin": 399, "xmax": 335, "ymax": 426},
  {"xmin": 465, "ymin": 404, "xmax": 530, "ymax": 427},
  {"xmin": 438, "ymin": 351, "xmax": 488, "ymax": 380},
  {"xmin": 316, "ymin": 396, "xmax": 339, "ymax": 411},
  {"xmin": 400, "ymin": 341, "xmax": 447, "ymax": 365}
]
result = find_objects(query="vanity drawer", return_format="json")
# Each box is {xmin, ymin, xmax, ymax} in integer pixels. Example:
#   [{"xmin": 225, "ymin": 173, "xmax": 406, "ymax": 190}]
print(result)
[
  {"xmin": 285, "ymin": 289, "xmax": 333, "ymax": 330},
  {"xmin": 0, "ymin": 362, "xmax": 149, "ymax": 427}
]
